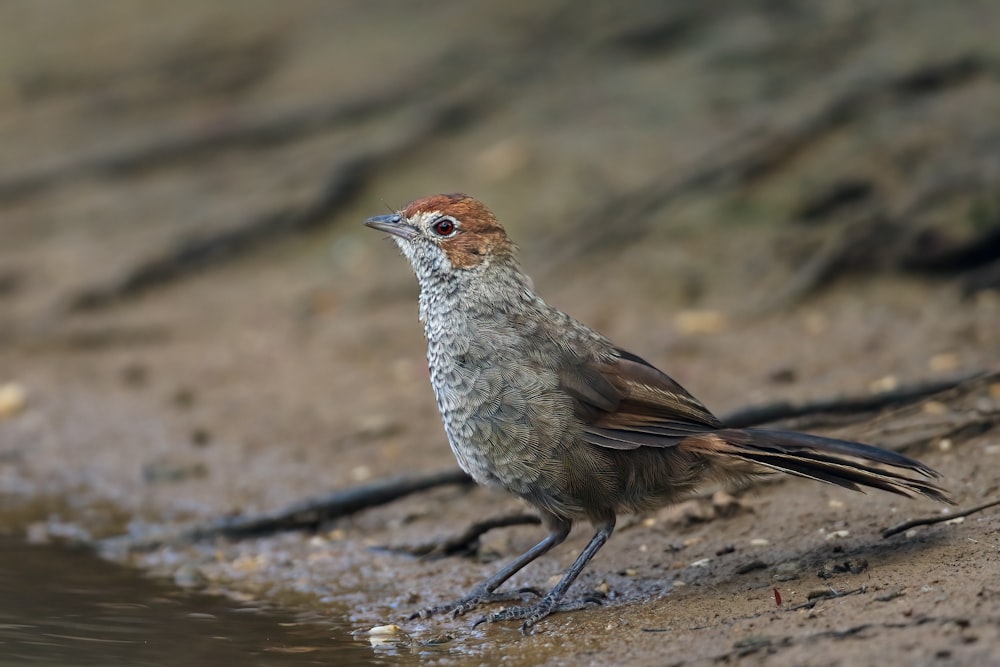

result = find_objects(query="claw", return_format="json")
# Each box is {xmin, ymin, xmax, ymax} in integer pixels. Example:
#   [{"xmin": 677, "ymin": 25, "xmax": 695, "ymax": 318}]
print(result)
[
  {"xmin": 410, "ymin": 587, "xmax": 538, "ymax": 621},
  {"xmin": 469, "ymin": 594, "xmax": 603, "ymax": 632}
]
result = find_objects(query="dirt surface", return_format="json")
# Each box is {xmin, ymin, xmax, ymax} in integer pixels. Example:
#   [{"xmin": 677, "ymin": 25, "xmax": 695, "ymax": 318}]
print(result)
[{"xmin": 1, "ymin": 2, "xmax": 999, "ymax": 665}]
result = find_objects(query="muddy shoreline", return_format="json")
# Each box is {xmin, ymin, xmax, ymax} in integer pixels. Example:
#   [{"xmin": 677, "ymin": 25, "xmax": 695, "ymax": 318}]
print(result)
[{"xmin": 2, "ymin": 2, "xmax": 999, "ymax": 665}]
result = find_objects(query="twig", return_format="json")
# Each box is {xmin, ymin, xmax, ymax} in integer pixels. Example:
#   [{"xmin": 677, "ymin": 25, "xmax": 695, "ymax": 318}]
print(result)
[
  {"xmin": 721, "ymin": 371, "xmax": 984, "ymax": 428},
  {"xmin": 788, "ymin": 585, "xmax": 867, "ymax": 611},
  {"xmin": 104, "ymin": 469, "xmax": 473, "ymax": 552},
  {"xmin": 881, "ymin": 498, "xmax": 1000, "ymax": 538},
  {"xmin": 378, "ymin": 513, "xmax": 541, "ymax": 558}
]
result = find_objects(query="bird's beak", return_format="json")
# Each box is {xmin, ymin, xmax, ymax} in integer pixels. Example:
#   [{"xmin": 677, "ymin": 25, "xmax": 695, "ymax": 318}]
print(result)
[{"xmin": 363, "ymin": 214, "xmax": 419, "ymax": 241}]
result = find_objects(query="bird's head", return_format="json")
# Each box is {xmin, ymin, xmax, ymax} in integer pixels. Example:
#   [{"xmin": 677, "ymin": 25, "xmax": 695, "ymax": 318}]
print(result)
[{"xmin": 364, "ymin": 193, "xmax": 515, "ymax": 283}]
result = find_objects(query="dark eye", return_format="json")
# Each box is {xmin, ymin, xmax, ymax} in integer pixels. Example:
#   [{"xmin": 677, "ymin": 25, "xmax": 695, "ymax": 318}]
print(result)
[{"xmin": 431, "ymin": 216, "xmax": 457, "ymax": 237}]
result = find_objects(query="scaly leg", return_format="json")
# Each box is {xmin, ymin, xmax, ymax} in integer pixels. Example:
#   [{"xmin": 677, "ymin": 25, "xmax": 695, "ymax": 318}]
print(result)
[
  {"xmin": 475, "ymin": 518, "xmax": 615, "ymax": 633},
  {"xmin": 410, "ymin": 516, "xmax": 571, "ymax": 619}
]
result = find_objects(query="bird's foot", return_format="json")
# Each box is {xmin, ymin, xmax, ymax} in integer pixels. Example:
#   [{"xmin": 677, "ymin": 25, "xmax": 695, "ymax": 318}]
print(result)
[
  {"xmin": 409, "ymin": 586, "xmax": 543, "ymax": 620},
  {"xmin": 472, "ymin": 592, "xmax": 605, "ymax": 634}
]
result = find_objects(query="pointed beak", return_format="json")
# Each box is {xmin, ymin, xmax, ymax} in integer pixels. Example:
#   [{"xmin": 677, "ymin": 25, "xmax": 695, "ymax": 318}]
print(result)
[{"xmin": 363, "ymin": 213, "xmax": 419, "ymax": 241}]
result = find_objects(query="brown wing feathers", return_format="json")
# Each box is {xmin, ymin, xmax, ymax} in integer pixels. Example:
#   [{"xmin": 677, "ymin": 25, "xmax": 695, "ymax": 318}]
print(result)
[{"xmin": 564, "ymin": 349, "xmax": 951, "ymax": 503}]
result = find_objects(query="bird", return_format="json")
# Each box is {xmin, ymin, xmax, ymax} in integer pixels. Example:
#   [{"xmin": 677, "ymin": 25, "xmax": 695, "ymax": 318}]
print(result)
[{"xmin": 363, "ymin": 193, "xmax": 951, "ymax": 633}]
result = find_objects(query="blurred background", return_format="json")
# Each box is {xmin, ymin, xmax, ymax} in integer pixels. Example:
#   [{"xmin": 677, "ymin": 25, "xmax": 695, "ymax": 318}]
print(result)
[{"xmin": 1, "ymin": 1, "xmax": 998, "ymax": 664}]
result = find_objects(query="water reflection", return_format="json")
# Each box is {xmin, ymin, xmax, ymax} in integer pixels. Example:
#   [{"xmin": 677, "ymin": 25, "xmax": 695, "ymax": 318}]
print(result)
[{"xmin": 0, "ymin": 537, "xmax": 385, "ymax": 666}]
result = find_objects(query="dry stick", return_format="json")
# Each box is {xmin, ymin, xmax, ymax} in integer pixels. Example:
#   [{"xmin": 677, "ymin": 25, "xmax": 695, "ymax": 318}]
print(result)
[
  {"xmin": 881, "ymin": 498, "xmax": 1000, "ymax": 538},
  {"xmin": 380, "ymin": 514, "xmax": 542, "ymax": 558},
  {"xmin": 788, "ymin": 586, "xmax": 868, "ymax": 611},
  {"xmin": 104, "ymin": 469, "xmax": 473, "ymax": 552},
  {"xmin": 721, "ymin": 371, "xmax": 984, "ymax": 429}
]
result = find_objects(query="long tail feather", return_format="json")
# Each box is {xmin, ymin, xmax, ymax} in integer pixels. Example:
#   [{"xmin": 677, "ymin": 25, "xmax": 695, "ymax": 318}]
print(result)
[{"xmin": 695, "ymin": 428, "xmax": 952, "ymax": 504}]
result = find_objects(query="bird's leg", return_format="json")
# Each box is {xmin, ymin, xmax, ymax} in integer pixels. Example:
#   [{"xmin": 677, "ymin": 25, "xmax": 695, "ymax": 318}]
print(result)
[
  {"xmin": 410, "ymin": 517, "xmax": 571, "ymax": 619},
  {"xmin": 476, "ymin": 518, "xmax": 615, "ymax": 633}
]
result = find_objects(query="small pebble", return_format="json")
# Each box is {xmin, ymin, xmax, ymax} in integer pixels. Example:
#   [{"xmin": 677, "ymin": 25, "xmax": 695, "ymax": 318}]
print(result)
[
  {"xmin": 922, "ymin": 401, "xmax": 949, "ymax": 416},
  {"xmin": 803, "ymin": 312, "xmax": 828, "ymax": 336},
  {"xmin": 350, "ymin": 465, "xmax": 372, "ymax": 482},
  {"xmin": 675, "ymin": 310, "xmax": 727, "ymax": 335},
  {"xmin": 869, "ymin": 376, "xmax": 898, "ymax": 392},
  {"xmin": 0, "ymin": 382, "xmax": 27, "ymax": 419},
  {"xmin": 367, "ymin": 624, "xmax": 408, "ymax": 648},
  {"xmin": 928, "ymin": 352, "xmax": 959, "ymax": 372},
  {"xmin": 368, "ymin": 624, "xmax": 403, "ymax": 636},
  {"xmin": 825, "ymin": 530, "xmax": 850, "ymax": 540},
  {"xmin": 354, "ymin": 415, "xmax": 400, "ymax": 441}
]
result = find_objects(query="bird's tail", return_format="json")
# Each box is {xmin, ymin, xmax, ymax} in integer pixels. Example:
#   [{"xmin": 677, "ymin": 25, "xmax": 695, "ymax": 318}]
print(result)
[{"xmin": 690, "ymin": 428, "xmax": 952, "ymax": 504}]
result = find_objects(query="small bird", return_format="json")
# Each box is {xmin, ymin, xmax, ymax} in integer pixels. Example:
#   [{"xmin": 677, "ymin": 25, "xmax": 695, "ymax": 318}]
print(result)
[{"xmin": 364, "ymin": 193, "xmax": 950, "ymax": 633}]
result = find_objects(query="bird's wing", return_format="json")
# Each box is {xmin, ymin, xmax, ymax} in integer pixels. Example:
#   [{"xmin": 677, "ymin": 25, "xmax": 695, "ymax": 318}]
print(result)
[{"xmin": 559, "ymin": 348, "xmax": 722, "ymax": 450}]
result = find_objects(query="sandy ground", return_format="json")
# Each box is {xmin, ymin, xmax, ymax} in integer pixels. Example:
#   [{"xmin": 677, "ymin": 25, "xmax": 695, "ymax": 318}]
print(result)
[{"xmin": 1, "ymin": 2, "xmax": 999, "ymax": 665}]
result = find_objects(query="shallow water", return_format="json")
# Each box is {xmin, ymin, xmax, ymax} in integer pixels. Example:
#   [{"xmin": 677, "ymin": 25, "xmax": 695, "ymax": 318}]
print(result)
[{"xmin": 0, "ymin": 537, "xmax": 387, "ymax": 666}]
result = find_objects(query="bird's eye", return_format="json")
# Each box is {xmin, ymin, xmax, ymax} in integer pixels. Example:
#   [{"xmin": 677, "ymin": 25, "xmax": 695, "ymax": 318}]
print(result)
[{"xmin": 431, "ymin": 217, "xmax": 457, "ymax": 237}]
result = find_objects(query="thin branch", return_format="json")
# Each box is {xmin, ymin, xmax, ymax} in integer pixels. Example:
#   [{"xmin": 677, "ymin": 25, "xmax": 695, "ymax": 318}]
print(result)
[
  {"xmin": 721, "ymin": 371, "xmax": 984, "ymax": 428},
  {"xmin": 378, "ymin": 513, "xmax": 542, "ymax": 558},
  {"xmin": 881, "ymin": 498, "xmax": 1000, "ymax": 538},
  {"xmin": 104, "ymin": 469, "xmax": 473, "ymax": 552}
]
